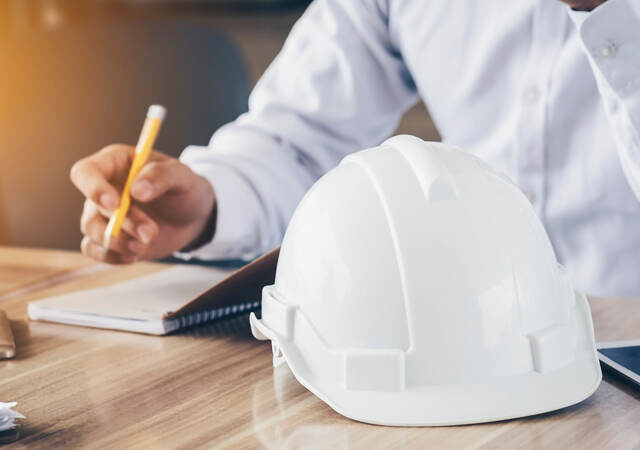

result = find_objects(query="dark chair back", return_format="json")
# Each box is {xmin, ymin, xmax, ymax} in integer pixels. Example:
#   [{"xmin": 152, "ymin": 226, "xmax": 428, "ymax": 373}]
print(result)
[{"xmin": 0, "ymin": 21, "xmax": 250, "ymax": 249}]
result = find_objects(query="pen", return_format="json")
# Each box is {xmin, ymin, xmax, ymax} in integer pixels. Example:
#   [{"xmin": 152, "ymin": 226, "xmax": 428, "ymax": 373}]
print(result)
[
  {"xmin": 104, "ymin": 105, "xmax": 166, "ymax": 247},
  {"xmin": 0, "ymin": 309, "xmax": 15, "ymax": 359}
]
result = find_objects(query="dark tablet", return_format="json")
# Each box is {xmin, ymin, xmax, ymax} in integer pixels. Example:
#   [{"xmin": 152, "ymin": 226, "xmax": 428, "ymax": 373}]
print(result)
[{"xmin": 597, "ymin": 340, "xmax": 640, "ymax": 388}]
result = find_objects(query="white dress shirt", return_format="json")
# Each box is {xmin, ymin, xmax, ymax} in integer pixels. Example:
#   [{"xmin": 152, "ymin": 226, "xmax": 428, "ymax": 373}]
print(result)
[{"xmin": 178, "ymin": 0, "xmax": 640, "ymax": 298}]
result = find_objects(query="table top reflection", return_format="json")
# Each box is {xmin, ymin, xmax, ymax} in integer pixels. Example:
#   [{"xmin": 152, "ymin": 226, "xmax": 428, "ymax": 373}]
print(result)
[{"xmin": 0, "ymin": 247, "xmax": 639, "ymax": 449}]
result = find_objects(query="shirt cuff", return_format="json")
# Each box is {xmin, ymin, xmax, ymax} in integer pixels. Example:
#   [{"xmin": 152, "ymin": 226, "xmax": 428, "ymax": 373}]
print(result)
[
  {"xmin": 173, "ymin": 146, "xmax": 262, "ymax": 262},
  {"xmin": 573, "ymin": 0, "xmax": 640, "ymax": 98}
]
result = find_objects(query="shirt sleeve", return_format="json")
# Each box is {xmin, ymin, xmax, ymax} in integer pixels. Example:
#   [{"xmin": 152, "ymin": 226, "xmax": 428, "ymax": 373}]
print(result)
[
  {"xmin": 569, "ymin": 0, "xmax": 640, "ymax": 200},
  {"xmin": 175, "ymin": 0, "xmax": 418, "ymax": 261}
]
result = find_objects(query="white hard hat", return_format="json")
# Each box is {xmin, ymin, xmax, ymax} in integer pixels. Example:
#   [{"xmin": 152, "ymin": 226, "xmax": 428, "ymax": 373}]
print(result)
[{"xmin": 250, "ymin": 135, "xmax": 601, "ymax": 426}]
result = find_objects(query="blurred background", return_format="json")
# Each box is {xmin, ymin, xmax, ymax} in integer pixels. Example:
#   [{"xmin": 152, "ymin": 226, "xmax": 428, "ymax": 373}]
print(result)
[{"xmin": 0, "ymin": 0, "xmax": 439, "ymax": 251}]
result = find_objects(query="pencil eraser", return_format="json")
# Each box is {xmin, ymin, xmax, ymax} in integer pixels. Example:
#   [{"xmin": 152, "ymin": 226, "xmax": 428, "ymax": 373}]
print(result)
[{"xmin": 147, "ymin": 105, "xmax": 166, "ymax": 121}]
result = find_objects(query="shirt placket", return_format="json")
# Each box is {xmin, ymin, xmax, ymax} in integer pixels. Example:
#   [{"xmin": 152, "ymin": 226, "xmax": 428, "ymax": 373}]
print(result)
[{"xmin": 515, "ymin": 1, "xmax": 567, "ymax": 217}]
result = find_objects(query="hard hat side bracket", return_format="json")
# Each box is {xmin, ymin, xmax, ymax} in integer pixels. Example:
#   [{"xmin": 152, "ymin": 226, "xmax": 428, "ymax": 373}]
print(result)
[
  {"xmin": 528, "ymin": 319, "xmax": 577, "ymax": 373},
  {"xmin": 258, "ymin": 285, "xmax": 409, "ymax": 391}
]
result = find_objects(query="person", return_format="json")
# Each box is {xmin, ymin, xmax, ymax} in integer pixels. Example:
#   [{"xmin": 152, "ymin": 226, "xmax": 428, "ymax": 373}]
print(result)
[{"xmin": 70, "ymin": 0, "xmax": 640, "ymax": 298}]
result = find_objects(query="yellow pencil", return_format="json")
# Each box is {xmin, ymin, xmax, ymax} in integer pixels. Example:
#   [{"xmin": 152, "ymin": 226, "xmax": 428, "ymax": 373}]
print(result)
[{"xmin": 104, "ymin": 105, "xmax": 166, "ymax": 247}]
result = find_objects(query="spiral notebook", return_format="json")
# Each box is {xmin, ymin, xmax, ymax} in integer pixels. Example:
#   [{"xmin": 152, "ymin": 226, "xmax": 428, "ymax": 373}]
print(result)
[{"xmin": 27, "ymin": 248, "xmax": 279, "ymax": 335}]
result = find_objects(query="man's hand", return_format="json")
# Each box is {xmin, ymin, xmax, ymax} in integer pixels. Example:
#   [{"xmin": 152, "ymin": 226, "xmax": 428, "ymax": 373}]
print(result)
[
  {"xmin": 70, "ymin": 144, "xmax": 216, "ymax": 264},
  {"xmin": 557, "ymin": 0, "xmax": 606, "ymax": 11}
]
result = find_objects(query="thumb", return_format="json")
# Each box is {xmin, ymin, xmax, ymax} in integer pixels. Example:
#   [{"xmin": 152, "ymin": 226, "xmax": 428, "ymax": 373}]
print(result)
[{"xmin": 131, "ymin": 160, "xmax": 194, "ymax": 202}]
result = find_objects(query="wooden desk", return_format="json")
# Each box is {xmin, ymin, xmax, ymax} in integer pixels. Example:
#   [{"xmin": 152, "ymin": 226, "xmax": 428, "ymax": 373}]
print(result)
[{"xmin": 0, "ymin": 248, "xmax": 638, "ymax": 449}]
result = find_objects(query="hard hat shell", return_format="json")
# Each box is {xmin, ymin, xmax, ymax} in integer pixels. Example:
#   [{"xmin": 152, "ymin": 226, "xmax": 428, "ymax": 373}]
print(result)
[{"xmin": 250, "ymin": 135, "xmax": 601, "ymax": 426}]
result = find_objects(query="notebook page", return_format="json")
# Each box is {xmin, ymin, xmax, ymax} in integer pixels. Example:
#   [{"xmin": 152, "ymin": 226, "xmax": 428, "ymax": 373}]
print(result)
[{"xmin": 29, "ymin": 265, "xmax": 234, "ymax": 321}]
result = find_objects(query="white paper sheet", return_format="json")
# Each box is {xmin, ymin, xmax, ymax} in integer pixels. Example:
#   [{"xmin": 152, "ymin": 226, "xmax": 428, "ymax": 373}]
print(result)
[
  {"xmin": 28, "ymin": 265, "xmax": 233, "ymax": 321},
  {"xmin": 0, "ymin": 402, "xmax": 24, "ymax": 432}
]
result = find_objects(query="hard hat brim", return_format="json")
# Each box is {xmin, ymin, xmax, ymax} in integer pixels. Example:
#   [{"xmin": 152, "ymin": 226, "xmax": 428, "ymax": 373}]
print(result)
[{"xmin": 250, "ymin": 291, "xmax": 601, "ymax": 426}]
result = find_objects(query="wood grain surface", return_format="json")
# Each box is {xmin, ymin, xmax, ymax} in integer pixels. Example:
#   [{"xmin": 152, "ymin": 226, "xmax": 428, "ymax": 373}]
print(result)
[
  {"xmin": 0, "ymin": 248, "xmax": 95, "ymax": 298},
  {"xmin": 0, "ymin": 247, "xmax": 638, "ymax": 449}
]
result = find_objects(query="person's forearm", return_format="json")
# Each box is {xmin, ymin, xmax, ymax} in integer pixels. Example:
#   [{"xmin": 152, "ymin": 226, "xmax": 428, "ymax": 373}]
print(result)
[{"xmin": 174, "ymin": 0, "xmax": 419, "ymax": 261}]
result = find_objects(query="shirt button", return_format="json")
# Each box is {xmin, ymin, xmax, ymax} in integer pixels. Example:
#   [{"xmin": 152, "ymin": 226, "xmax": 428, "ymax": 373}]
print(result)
[
  {"xmin": 597, "ymin": 41, "xmax": 617, "ymax": 58},
  {"xmin": 523, "ymin": 86, "xmax": 540, "ymax": 104}
]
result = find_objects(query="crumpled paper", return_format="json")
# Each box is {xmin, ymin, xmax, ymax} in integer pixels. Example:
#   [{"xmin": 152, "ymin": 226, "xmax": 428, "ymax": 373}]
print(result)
[{"xmin": 0, "ymin": 402, "xmax": 24, "ymax": 432}]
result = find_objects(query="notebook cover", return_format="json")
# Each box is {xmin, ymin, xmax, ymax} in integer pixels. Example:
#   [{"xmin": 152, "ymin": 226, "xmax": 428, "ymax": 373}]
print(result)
[{"xmin": 164, "ymin": 247, "xmax": 280, "ymax": 319}]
